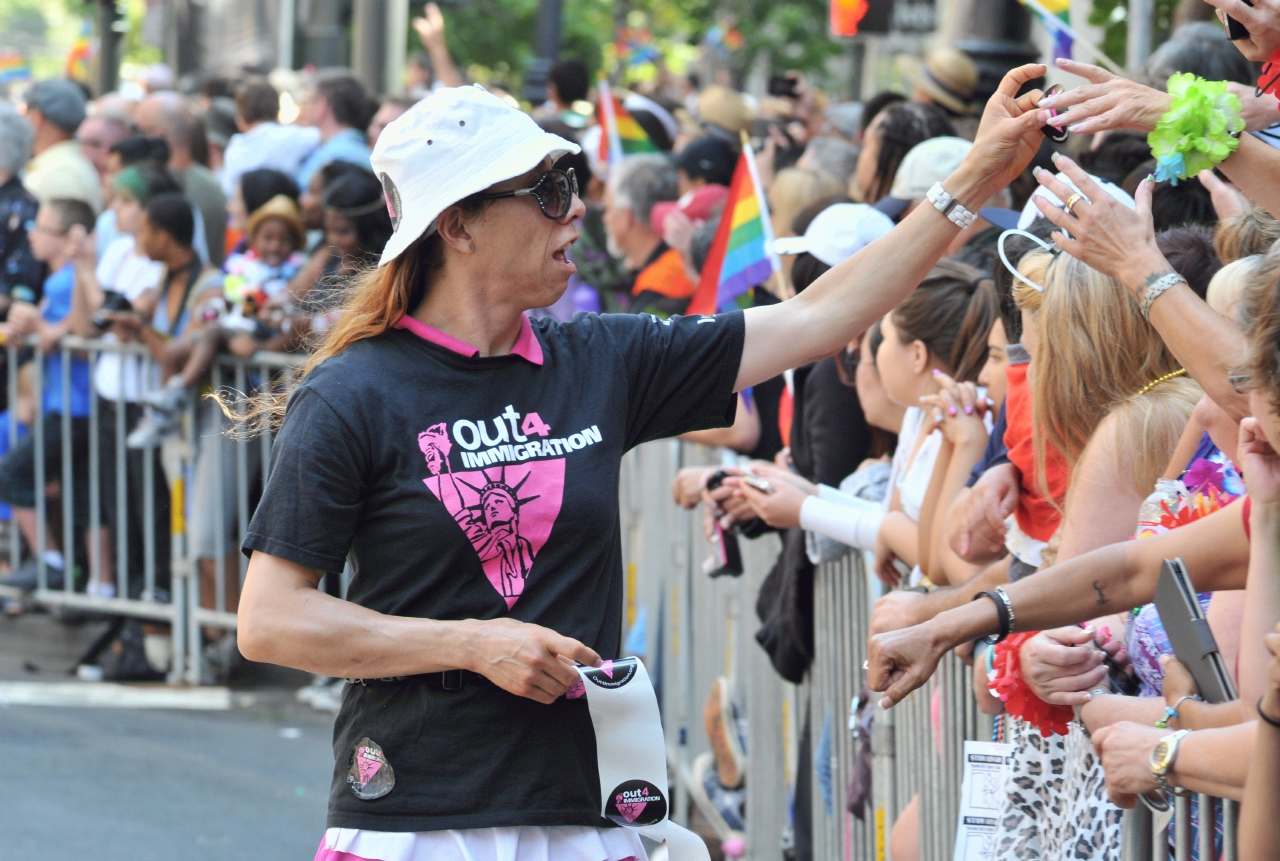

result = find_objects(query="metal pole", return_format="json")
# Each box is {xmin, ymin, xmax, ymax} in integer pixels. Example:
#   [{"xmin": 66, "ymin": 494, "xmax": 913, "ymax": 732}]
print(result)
[
  {"xmin": 1126, "ymin": 0, "xmax": 1154, "ymax": 73},
  {"xmin": 384, "ymin": 0, "xmax": 409, "ymax": 97},
  {"xmin": 95, "ymin": 0, "xmax": 122, "ymax": 96},
  {"xmin": 276, "ymin": 0, "xmax": 296, "ymax": 71},
  {"xmin": 523, "ymin": 0, "xmax": 563, "ymax": 105},
  {"xmin": 351, "ymin": 0, "xmax": 389, "ymax": 96}
]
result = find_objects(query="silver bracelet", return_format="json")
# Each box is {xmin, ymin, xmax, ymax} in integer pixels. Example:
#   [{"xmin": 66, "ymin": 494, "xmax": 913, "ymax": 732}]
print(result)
[
  {"xmin": 926, "ymin": 182, "xmax": 977, "ymax": 229},
  {"xmin": 993, "ymin": 585, "xmax": 1015, "ymax": 630},
  {"xmin": 1138, "ymin": 271, "xmax": 1186, "ymax": 319}
]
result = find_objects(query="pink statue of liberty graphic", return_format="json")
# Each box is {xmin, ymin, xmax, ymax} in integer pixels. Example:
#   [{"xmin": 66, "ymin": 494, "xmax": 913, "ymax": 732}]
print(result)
[{"xmin": 418, "ymin": 424, "xmax": 564, "ymax": 609}]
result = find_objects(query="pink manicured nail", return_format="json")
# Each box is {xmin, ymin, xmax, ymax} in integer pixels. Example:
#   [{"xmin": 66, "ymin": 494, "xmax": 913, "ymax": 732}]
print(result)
[
  {"xmin": 964, "ymin": 405, "xmax": 973, "ymax": 415},
  {"xmin": 1099, "ymin": 626, "xmax": 1111, "ymax": 641},
  {"xmin": 948, "ymin": 407, "xmax": 957, "ymax": 416}
]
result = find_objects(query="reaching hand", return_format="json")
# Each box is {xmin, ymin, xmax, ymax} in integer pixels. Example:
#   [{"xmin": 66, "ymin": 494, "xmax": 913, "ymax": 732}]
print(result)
[
  {"xmin": 962, "ymin": 63, "xmax": 1052, "ymax": 199},
  {"xmin": 866, "ymin": 622, "xmax": 949, "ymax": 707},
  {"xmin": 1203, "ymin": 0, "xmax": 1280, "ymax": 61},
  {"xmin": 671, "ymin": 466, "xmax": 713, "ymax": 509},
  {"xmin": 1032, "ymin": 153, "xmax": 1168, "ymax": 290},
  {"xmin": 463, "ymin": 617, "xmax": 601, "ymax": 704},
  {"xmin": 1239, "ymin": 416, "xmax": 1280, "ymax": 504},
  {"xmin": 869, "ymin": 589, "xmax": 929, "ymax": 636},
  {"xmin": 952, "ymin": 463, "xmax": 1018, "ymax": 563},
  {"xmin": 413, "ymin": 2, "xmax": 448, "ymax": 51},
  {"xmin": 733, "ymin": 475, "xmax": 808, "ymax": 530},
  {"xmin": 1038, "ymin": 59, "xmax": 1172, "ymax": 136},
  {"xmin": 874, "ymin": 527, "xmax": 903, "ymax": 588},
  {"xmin": 1091, "ymin": 721, "xmax": 1168, "ymax": 808},
  {"xmin": 1197, "ymin": 168, "xmax": 1251, "ymax": 221},
  {"xmin": 1019, "ymin": 627, "xmax": 1109, "ymax": 706},
  {"xmin": 919, "ymin": 371, "xmax": 989, "ymax": 450}
]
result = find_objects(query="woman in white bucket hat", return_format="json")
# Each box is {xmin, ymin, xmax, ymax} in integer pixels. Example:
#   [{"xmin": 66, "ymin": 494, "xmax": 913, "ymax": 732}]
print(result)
[{"xmin": 234, "ymin": 71, "xmax": 1052, "ymax": 861}]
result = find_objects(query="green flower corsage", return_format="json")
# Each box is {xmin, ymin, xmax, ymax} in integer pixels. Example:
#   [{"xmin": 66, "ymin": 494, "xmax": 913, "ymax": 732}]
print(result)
[{"xmin": 1147, "ymin": 73, "xmax": 1245, "ymax": 184}]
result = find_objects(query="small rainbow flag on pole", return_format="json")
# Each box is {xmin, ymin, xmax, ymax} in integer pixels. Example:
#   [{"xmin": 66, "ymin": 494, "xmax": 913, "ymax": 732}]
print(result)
[
  {"xmin": 687, "ymin": 133, "xmax": 781, "ymax": 316},
  {"xmin": 64, "ymin": 20, "xmax": 94, "ymax": 82},
  {"xmin": 597, "ymin": 75, "xmax": 659, "ymax": 171},
  {"xmin": 0, "ymin": 52, "xmax": 30, "ymax": 85}
]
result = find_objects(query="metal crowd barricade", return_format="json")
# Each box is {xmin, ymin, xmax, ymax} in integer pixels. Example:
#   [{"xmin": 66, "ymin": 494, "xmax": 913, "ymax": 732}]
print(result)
[
  {"xmin": 10, "ymin": 335, "xmax": 188, "ymax": 682},
  {"xmin": 1121, "ymin": 794, "xmax": 1241, "ymax": 861},
  {"xmin": 180, "ymin": 350, "xmax": 303, "ymax": 683}
]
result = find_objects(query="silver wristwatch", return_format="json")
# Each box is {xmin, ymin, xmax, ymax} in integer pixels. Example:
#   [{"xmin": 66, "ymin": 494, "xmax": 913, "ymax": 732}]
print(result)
[{"xmin": 1149, "ymin": 729, "xmax": 1191, "ymax": 798}]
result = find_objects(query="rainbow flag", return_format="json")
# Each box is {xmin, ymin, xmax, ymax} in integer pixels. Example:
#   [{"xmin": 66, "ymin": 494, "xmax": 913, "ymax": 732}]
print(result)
[
  {"xmin": 1022, "ymin": 0, "xmax": 1074, "ymax": 61},
  {"xmin": 0, "ymin": 52, "xmax": 30, "ymax": 84},
  {"xmin": 65, "ymin": 20, "xmax": 93, "ymax": 82},
  {"xmin": 687, "ymin": 136, "xmax": 780, "ymax": 316},
  {"xmin": 597, "ymin": 76, "xmax": 659, "ymax": 171}
]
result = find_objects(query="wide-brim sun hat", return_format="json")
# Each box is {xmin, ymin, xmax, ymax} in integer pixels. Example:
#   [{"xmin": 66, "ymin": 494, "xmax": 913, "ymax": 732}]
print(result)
[
  {"xmin": 371, "ymin": 84, "xmax": 581, "ymax": 267},
  {"xmin": 889, "ymin": 136, "xmax": 973, "ymax": 201}
]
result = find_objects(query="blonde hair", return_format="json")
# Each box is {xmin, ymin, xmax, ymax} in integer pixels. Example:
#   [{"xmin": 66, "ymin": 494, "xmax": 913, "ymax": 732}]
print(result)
[
  {"xmin": 1087, "ymin": 376, "xmax": 1202, "ymax": 498},
  {"xmin": 1215, "ymin": 206, "xmax": 1280, "ymax": 264},
  {"xmin": 1013, "ymin": 250, "xmax": 1183, "ymax": 500},
  {"xmin": 1206, "ymin": 254, "xmax": 1259, "ymax": 319},
  {"xmin": 768, "ymin": 168, "xmax": 841, "ymax": 240}
]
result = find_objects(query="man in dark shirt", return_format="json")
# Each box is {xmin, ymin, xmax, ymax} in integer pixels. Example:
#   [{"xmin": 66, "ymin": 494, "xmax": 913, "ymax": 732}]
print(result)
[{"xmin": 0, "ymin": 104, "xmax": 44, "ymax": 311}]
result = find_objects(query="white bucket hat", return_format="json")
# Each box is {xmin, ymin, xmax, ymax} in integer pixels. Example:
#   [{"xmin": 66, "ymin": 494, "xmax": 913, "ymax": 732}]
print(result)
[
  {"xmin": 371, "ymin": 85, "xmax": 580, "ymax": 266},
  {"xmin": 771, "ymin": 203, "xmax": 895, "ymax": 268}
]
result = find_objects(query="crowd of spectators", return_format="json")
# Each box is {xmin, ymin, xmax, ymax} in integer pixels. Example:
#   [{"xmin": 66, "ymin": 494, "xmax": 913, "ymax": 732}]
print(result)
[{"xmin": 1, "ymin": 1, "xmax": 1280, "ymax": 856}]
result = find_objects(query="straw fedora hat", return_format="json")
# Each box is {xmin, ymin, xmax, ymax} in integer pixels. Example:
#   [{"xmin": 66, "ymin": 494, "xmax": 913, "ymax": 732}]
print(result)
[
  {"xmin": 247, "ymin": 194, "xmax": 306, "ymax": 248},
  {"xmin": 696, "ymin": 85, "xmax": 755, "ymax": 138},
  {"xmin": 898, "ymin": 47, "xmax": 978, "ymax": 116}
]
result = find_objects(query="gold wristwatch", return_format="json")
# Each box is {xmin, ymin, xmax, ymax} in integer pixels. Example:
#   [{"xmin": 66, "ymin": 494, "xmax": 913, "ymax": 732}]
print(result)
[{"xmin": 1150, "ymin": 729, "xmax": 1191, "ymax": 798}]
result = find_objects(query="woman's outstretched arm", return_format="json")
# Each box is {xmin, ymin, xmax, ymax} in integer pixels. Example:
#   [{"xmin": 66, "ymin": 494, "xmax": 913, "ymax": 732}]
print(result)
[
  {"xmin": 867, "ymin": 497, "xmax": 1250, "ymax": 706},
  {"xmin": 735, "ymin": 64, "xmax": 1050, "ymax": 391}
]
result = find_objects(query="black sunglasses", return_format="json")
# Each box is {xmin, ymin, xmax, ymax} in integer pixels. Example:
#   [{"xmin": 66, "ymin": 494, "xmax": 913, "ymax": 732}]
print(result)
[{"xmin": 475, "ymin": 168, "xmax": 578, "ymax": 220}]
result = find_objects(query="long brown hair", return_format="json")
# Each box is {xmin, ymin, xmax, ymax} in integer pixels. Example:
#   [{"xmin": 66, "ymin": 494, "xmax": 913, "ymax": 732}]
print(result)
[{"xmin": 889, "ymin": 258, "xmax": 996, "ymax": 383}]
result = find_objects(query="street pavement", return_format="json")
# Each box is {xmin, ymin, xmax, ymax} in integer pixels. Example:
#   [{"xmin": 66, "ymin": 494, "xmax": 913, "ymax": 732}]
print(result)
[{"xmin": 0, "ymin": 612, "xmax": 335, "ymax": 861}]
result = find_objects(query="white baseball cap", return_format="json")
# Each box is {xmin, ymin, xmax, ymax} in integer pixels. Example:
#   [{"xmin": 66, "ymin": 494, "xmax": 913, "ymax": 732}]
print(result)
[
  {"xmin": 371, "ymin": 85, "xmax": 580, "ymax": 266},
  {"xmin": 1017, "ymin": 171, "xmax": 1134, "ymax": 229},
  {"xmin": 771, "ymin": 203, "xmax": 895, "ymax": 267},
  {"xmin": 889, "ymin": 136, "xmax": 973, "ymax": 201}
]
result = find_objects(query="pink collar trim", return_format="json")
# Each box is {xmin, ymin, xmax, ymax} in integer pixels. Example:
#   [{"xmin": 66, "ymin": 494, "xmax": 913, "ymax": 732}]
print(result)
[{"xmin": 394, "ymin": 313, "xmax": 544, "ymax": 366}]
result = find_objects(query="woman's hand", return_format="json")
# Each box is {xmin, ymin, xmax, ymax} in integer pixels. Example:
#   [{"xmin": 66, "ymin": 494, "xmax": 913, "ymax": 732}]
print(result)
[
  {"xmin": 733, "ymin": 475, "xmax": 809, "ymax": 530},
  {"xmin": 958, "ymin": 63, "xmax": 1051, "ymax": 200},
  {"xmin": 870, "ymin": 589, "xmax": 930, "ymax": 636},
  {"xmin": 462, "ymin": 617, "xmax": 602, "ymax": 704},
  {"xmin": 1090, "ymin": 721, "xmax": 1168, "ymax": 807},
  {"xmin": 1039, "ymin": 59, "xmax": 1172, "ymax": 136},
  {"xmin": 1204, "ymin": 0, "xmax": 1280, "ymax": 62},
  {"xmin": 1162, "ymin": 654, "xmax": 1201, "ymax": 710},
  {"xmin": 874, "ymin": 527, "xmax": 903, "ymax": 588},
  {"xmin": 867, "ymin": 620, "xmax": 950, "ymax": 707},
  {"xmin": 920, "ymin": 371, "xmax": 989, "ymax": 451},
  {"xmin": 671, "ymin": 466, "xmax": 713, "ymax": 509},
  {"xmin": 1239, "ymin": 416, "xmax": 1280, "ymax": 504},
  {"xmin": 1198, "ymin": 168, "xmax": 1251, "ymax": 221},
  {"xmin": 951, "ymin": 463, "xmax": 1018, "ymax": 562},
  {"xmin": 1228, "ymin": 82, "xmax": 1280, "ymax": 132},
  {"xmin": 1020, "ymin": 627, "xmax": 1110, "ymax": 706},
  {"xmin": 751, "ymin": 462, "xmax": 820, "ymax": 496},
  {"xmin": 1032, "ymin": 153, "xmax": 1168, "ymax": 290}
]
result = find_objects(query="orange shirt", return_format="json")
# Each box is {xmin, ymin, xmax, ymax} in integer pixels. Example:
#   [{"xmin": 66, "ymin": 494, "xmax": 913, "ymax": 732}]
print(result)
[
  {"xmin": 1003, "ymin": 361, "xmax": 1071, "ymax": 542},
  {"xmin": 631, "ymin": 247, "xmax": 696, "ymax": 299}
]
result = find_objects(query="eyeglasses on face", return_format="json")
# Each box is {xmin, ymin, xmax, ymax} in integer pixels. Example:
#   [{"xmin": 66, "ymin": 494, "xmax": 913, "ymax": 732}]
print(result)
[{"xmin": 475, "ymin": 168, "xmax": 578, "ymax": 221}]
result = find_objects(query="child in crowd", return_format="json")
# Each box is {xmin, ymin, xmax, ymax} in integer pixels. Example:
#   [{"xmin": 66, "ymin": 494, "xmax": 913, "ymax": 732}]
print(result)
[{"xmin": 134, "ymin": 194, "xmax": 306, "ymax": 440}]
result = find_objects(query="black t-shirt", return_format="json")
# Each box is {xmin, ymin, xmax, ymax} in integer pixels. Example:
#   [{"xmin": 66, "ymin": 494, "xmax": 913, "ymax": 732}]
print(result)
[{"xmin": 243, "ymin": 310, "xmax": 744, "ymax": 833}]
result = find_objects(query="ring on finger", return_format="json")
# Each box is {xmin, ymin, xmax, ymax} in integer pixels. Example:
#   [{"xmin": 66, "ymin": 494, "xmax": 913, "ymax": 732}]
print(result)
[{"xmin": 1064, "ymin": 192, "xmax": 1083, "ymax": 217}]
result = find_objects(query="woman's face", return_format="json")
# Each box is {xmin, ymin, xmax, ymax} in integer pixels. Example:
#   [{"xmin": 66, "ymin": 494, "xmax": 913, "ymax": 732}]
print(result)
[
  {"xmin": 324, "ymin": 211, "xmax": 360, "ymax": 261},
  {"xmin": 228, "ymin": 184, "xmax": 249, "ymax": 233},
  {"xmin": 875, "ymin": 313, "xmax": 931, "ymax": 408},
  {"xmin": 852, "ymin": 112, "xmax": 885, "ymax": 203},
  {"xmin": 1020, "ymin": 309, "xmax": 1040, "ymax": 361},
  {"xmin": 443, "ymin": 161, "xmax": 586, "ymax": 310},
  {"xmin": 856, "ymin": 329, "xmax": 900, "ymax": 433},
  {"xmin": 113, "ymin": 194, "xmax": 143, "ymax": 237},
  {"xmin": 978, "ymin": 318, "xmax": 1010, "ymax": 408}
]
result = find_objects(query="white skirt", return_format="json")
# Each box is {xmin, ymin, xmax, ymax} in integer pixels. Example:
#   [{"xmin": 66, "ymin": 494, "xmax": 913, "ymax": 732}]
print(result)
[{"xmin": 315, "ymin": 825, "xmax": 648, "ymax": 861}]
